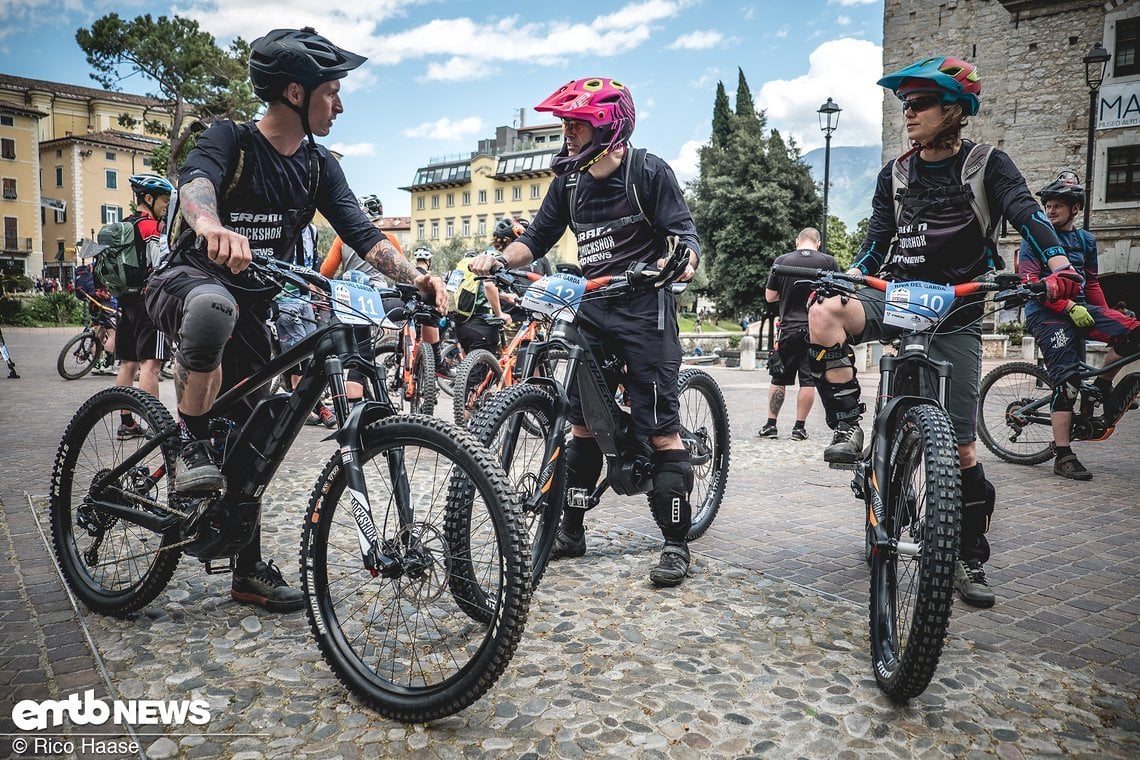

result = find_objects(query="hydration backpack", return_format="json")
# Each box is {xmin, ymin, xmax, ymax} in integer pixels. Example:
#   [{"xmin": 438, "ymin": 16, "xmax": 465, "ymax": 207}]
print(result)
[
  {"xmin": 445, "ymin": 258, "xmax": 482, "ymax": 320},
  {"xmin": 94, "ymin": 214, "xmax": 147, "ymax": 296}
]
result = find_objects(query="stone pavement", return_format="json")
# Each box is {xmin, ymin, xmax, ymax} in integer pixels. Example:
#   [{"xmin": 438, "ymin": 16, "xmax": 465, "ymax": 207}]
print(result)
[{"xmin": 0, "ymin": 326, "xmax": 1136, "ymax": 759}]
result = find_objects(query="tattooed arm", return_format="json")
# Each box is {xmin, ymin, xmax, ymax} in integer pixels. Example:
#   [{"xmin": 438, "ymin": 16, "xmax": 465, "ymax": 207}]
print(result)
[
  {"xmin": 180, "ymin": 177, "xmax": 252, "ymax": 274},
  {"xmin": 363, "ymin": 237, "xmax": 449, "ymax": 312}
]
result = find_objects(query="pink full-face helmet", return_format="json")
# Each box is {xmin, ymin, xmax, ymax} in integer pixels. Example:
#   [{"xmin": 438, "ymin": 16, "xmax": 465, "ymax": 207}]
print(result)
[{"xmin": 535, "ymin": 77, "xmax": 635, "ymax": 174}]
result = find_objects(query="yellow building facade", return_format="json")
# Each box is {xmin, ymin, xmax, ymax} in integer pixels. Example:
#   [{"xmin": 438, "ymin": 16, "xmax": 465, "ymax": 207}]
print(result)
[{"xmin": 0, "ymin": 101, "xmax": 47, "ymax": 277}]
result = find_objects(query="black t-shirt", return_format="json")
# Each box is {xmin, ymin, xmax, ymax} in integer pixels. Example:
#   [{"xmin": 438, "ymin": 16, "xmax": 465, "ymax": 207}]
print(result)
[
  {"xmin": 766, "ymin": 248, "xmax": 839, "ymax": 329},
  {"xmin": 517, "ymin": 151, "xmax": 700, "ymax": 278},
  {"xmin": 178, "ymin": 120, "xmax": 383, "ymax": 288}
]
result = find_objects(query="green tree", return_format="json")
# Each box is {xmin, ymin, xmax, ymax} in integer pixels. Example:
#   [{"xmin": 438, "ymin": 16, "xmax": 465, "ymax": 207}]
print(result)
[
  {"xmin": 76, "ymin": 14, "xmax": 259, "ymax": 178},
  {"xmin": 825, "ymin": 215, "xmax": 853, "ymax": 269},
  {"xmin": 711, "ymin": 82, "xmax": 732, "ymax": 147}
]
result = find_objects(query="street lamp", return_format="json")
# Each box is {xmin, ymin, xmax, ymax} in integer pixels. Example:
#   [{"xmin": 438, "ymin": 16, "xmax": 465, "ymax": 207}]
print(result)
[
  {"xmin": 817, "ymin": 97, "xmax": 842, "ymax": 252},
  {"xmin": 1082, "ymin": 42, "xmax": 1111, "ymax": 231}
]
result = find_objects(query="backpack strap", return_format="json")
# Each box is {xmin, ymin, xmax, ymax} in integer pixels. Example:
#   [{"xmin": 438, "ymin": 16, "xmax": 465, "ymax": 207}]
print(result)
[
  {"xmin": 891, "ymin": 154, "xmax": 911, "ymax": 227},
  {"xmin": 961, "ymin": 143, "xmax": 995, "ymax": 238},
  {"xmin": 624, "ymin": 147, "xmax": 653, "ymax": 228}
]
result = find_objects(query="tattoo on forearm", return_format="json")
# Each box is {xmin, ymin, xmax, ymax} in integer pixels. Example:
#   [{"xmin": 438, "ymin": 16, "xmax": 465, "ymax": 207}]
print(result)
[
  {"xmin": 180, "ymin": 178, "xmax": 221, "ymax": 232},
  {"xmin": 769, "ymin": 385, "xmax": 786, "ymax": 417},
  {"xmin": 365, "ymin": 239, "xmax": 418, "ymax": 283}
]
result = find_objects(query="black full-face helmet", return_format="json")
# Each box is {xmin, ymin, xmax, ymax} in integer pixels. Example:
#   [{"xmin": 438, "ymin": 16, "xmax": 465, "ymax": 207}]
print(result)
[{"xmin": 249, "ymin": 27, "xmax": 366, "ymax": 103}]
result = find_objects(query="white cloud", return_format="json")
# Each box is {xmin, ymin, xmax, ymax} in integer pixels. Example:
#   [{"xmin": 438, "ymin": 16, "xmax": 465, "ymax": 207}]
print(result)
[
  {"xmin": 837, "ymin": 15, "xmax": 851, "ymax": 25},
  {"xmin": 329, "ymin": 142, "xmax": 376, "ymax": 157},
  {"xmin": 756, "ymin": 37, "xmax": 883, "ymax": 152},
  {"xmin": 829, "ymin": 0, "xmax": 877, "ymax": 6},
  {"xmin": 401, "ymin": 116, "xmax": 485, "ymax": 141},
  {"xmin": 668, "ymin": 30, "xmax": 723, "ymax": 50},
  {"xmin": 670, "ymin": 139, "xmax": 703, "ymax": 183},
  {"xmin": 424, "ymin": 57, "xmax": 495, "ymax": 82}
]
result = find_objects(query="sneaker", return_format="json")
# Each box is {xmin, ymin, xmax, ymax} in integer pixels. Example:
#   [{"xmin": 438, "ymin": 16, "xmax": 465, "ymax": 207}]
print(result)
[
  {"xmin": 1054, "ymin": 452, "xmax": 1092, "ymax": 481},
  {"xmin": 757, "ymin": 422, "xmax": 778, "ymax": 438},
  {"xmin": 317, "ymin": 406, "xmax": 337, "ymax": 429},
  {"xmin": 649, "ymin": 542, "xmax": 690, "ymax": 587},
  {"xmin": 791, "ymin": 426, "xmax": 808, "ymax": 441},
  {"xmin": 954, "ymin": 559, "xmax": 995, "ymax": 608},
  {"xmin": 116, "ymin": 422, "xmax": 146, "ymax": 440},
  {"xmin": 231, "ymin": 560, "xmax": 304, "ymax": 613},
  {"xmin": 305, "ymin": 411, "xmax": 321, "ymax": 426},
  {"xmin": 550, "ymin": 528, "xmax": 587, "ymax": 560},
  {"xmin": 174, "ymin": 440, "xmax": 224, "ymax": 494},
  {"xmin": 824, "ymin": 424, "xmax": 864, "ymax": 464}
]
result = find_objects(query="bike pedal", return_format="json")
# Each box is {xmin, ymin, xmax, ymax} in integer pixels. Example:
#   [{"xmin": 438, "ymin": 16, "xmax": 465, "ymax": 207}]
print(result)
[
  {"xmin": 829, "ymin": 461, "xmax": 857, "ymax": 471},
  {"xmin": 202, "ymin": 557, "xmax": 237, "ymax": 575}
]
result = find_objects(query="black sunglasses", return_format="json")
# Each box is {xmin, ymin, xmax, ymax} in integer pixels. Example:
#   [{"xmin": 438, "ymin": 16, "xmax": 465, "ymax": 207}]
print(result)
[{"xmin": 901, "ymin": 95, "xmax": 943, "ymax": 113}]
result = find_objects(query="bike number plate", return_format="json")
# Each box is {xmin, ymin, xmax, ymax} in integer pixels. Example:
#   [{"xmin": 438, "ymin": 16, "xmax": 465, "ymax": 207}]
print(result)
[
  {"xmin": 521, "ymin": 273, "xmax": 587, "ymax": 321},
  {"xmin": 332, "ymin": 280, "xmax": 388, "ymax": 326},
  {"xmin": 883, "ymin": 280, "xmax": 953, "ymax": 330}
]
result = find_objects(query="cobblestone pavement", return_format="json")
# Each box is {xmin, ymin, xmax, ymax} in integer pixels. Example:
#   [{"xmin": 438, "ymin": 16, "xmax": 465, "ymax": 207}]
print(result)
[{"xmin": 1, "ymin": 327, "xmax": 1137, "ymax": 759}]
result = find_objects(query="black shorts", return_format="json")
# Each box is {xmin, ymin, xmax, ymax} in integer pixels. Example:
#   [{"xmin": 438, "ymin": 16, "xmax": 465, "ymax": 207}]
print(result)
[
  {"xmin": 566, "ymin": 289, "xmax": 682, "ymax": 438},
  {"xmin": 768, "ymin": 325, "xmax": 814, "ymax": 387},
  {"xmin": 147, "ymin": 264, "xmax": 273, "ymax": 423},
  {"xmin": 114, "ymin": 293, "xmax": 169, "ymax": 363},
  {"xmin": 456, "ymin": 314, "xmax": 501, "ymax": 355}
]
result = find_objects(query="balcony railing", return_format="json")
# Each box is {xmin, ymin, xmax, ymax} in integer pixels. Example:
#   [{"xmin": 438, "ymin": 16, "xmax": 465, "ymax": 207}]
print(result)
[{"xmin": 2, "ymin": 237, "xmax": 32, "ymax": 253}]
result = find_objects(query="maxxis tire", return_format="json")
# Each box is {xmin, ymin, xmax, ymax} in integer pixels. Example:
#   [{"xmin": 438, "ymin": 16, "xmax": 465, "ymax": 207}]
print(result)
[
  {"xmin": 50, "ymin": 387, "xmax": 181, "ymax": 615},
  {"xmin": 869, "ymin": 403, "xmax": 960, "ymax": 701},
  {"xmin": 676, "ymin": 368, "xmax": 731, "ymax": 541},
  {"xmin": 301, "ymin": 415, "xmax": 530, "ymax": 723},
  {"xmin": 57, "ymin": 331, "xmax": 99, "ymax": 380},
  {"xmin": 977, "ymin": 361, "xmax": 1055, "ymax": 465},
  {"xmin": 453, "ymin": 349, "xmax": 503, "ymax": 426},
  {"xmin": 410, "ymin": 342, "xmax": 438, "ymax": 415}
]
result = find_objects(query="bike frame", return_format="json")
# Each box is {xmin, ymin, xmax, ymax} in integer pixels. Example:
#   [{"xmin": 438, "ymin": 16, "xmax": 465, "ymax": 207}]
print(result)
[{"xmin": 1012, "ymin": 351, "xmax": 1140, "ymax": 437}]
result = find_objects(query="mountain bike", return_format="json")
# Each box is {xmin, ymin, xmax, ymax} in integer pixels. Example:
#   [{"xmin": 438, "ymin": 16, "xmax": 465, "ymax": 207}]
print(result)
[
  {"xmin": 977, "ymin": 346, "xmax": 1140, "ymax": 465},
  {"xmin": 467, "ymin": 258, "xmax": 731, "ymax": 589},
  {"xmin": 49, "ymin": 254, "xmax": 530, "ymax": 722},
  {"xmin": 773, "ymin": 264, "xmax": 1043, "ymax": 701},
  {"xmin": 374, "ymin": 286, "xmax": 443, "ymax": 415},
  {"xmin": 57, "ymin": 291, "xmax": 117, "ymax": 380}
]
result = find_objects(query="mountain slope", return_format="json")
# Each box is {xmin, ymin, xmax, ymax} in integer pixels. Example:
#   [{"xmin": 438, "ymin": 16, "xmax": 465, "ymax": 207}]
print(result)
[{"xmin": 802, "ymin": 145, "xmax": 881, "ymax": 229}]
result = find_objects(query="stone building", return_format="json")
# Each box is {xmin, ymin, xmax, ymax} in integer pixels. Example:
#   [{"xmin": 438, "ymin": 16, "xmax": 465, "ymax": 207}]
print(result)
[{"xmin": 882, "ymin": 0, "xmax": 1139, "ymax": 305}]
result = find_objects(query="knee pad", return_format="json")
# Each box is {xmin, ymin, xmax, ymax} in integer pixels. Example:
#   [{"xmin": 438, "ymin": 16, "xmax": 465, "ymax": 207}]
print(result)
[
  {"xmin": 808, "ymin": 341, "xmax": 857, "ymax": 380},
  {"xmin": 1113, "ymin": 327, "xmax": 1140, "ymax": 357},
  {"xmin": 1050, "ymin": 375, "xmax": 1081, "ymax": 412},
  {"xmin": 565, "ymin": 435, "xmax": 603, "ymax": 496},
  {"xmin": 960, "ymin": 463, "xmax": 995, "ymax": 564},
  {"xmin": 809, "ymin": 342, "xmax": 865, "ymax": 428},
  {"xmin": 177, "ymin": 285, "xmax": 236, "ymax": 373},
  {"xmin": 650, "ymin": 450, "xmax": 692, "ymax": 542}
]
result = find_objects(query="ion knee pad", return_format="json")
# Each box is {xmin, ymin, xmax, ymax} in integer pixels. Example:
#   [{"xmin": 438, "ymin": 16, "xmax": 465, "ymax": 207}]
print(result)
[
  {"xmin": 650, "ymin": 449, "xmax": 692, "ymax": 542},
  {"xmin": 960, "ymin": 463, "xmax": 995, "ymax": 564},
  {"xmin": 177, "ymin": 285, "xmax": 237, "ymax": 373}
]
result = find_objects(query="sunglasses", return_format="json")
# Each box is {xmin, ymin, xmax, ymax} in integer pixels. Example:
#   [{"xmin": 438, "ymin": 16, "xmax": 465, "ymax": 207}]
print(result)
[
  {"xmin": 561, "ymin": 118, "xmax": 590, "ymax": 132},
  {"xmin": 900, "ymin": 95, "xmax": 943, "ymax": 114}
]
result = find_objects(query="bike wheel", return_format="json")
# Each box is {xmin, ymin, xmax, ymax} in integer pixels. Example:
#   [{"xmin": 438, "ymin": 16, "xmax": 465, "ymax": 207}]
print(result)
[
  {"xmin": 977, "ymin": 361, "xmax": 1054, "ymax": 465},
  {"xmin": 435, "ymin": 339, "xmax": 463, "ymax": 397},
  {"xmin": 302, "ymin": 416, "xmax": 530, "ymax": 722},
  {"xmin": 453, "ymin": 349, "xmax": 503, "ymax": 426},
  {"xmin": 869, "ymin": 403, "xmax": 960, "ymax": 701},
  {"xmin": 50, "ymin": 387, "xmax": 182, "ymax": 614},
  {"xmin": 57, "ymin": 331, "xmax": 100, "ymax": 380},
  {"xmin": 468, "ymin": 383, "xmax": 565, "ymax": 589},
  {"xmin": 410, "ymin": 342, "xmax": 438, "ymax": 415},
  {"xmin": 677, "ymin": 368, "xmax": 731, "ymax": 540}
]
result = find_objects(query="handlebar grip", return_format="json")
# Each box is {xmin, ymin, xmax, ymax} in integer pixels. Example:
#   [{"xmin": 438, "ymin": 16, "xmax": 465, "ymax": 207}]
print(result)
[{"xmin": 772, "ymin": 264, "xmax": 825, "ymax": 278}]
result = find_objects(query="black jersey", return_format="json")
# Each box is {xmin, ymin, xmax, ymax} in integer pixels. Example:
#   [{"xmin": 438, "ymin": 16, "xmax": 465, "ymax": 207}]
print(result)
[
  {"xmin": 178, "ymin": 120, "xmax": 383, "ymax": 287},
  {"xmin": 517, "ymin": 151, "xmax": 700, "ymax": 278},
  {"xmin": 767, "ymin": 248, "xmax": 839, "ymax": 329}
]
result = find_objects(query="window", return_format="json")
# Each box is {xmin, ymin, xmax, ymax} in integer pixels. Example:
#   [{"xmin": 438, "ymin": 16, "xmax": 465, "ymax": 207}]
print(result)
[
  {"xmin": 55, "ymin": 166, "xmax": 63, "ymax": 187},
  {"xmin": 445, "ymin": 220, "xmax": 454, "ymax": 238},
  {"xmin": 494, "ymin": 188, "xmax": 503, "ymax": 203},
  {"xmin": 142, "ymin": 157, "xmax": 151, "ymax": 167},
  {"xmin": 431, "ymin": 194, "xmax": 439, "ymax": 209},
  {"xmin": 462, "ymin": 191, "xmax": 470, "ymax": 206},
  {"xmin": 55, "ymin": 149, "xmax": 61, "ymax": 157},
  {"xmin": 101, "ymin": 205, "xmax": 122, "ymax": 224},
  {"xmin": 57, "ymin": 240, "xmax": 65, "ymax": 256},
  {"xmin": 1106, "ymin": 145, "xmax": 1140, "ymax": 202},
  {"xmin": 105, "ymin": 151, "xmax": 116, "ymax": 161},
  {"xmin": 417, "ymin": 222, "xmax": 425, "ymax": 240},
  {"xmin": 477, "ymin": 217, "xmax": 487, "ymax": 236},
  {"xmin": 417, "ymin": 196, "xmax": 425, "ymax": 211},
  {"xmin": 477, "ymin": 189, "xmax": 487, "ymax": 204},
  {"xmin": 2, "ymin": 178, "xmax": 15, "ymax": 200},
  {"xmin": 0, "ymin": 116, "xmax": 12, "ymax": 127},
  {"xmin": 4, "ymin": 217, "xmax": 17, "ymax": 249},
  {"xmin": 530, "ymin": 183, "xmax": 540, "ymax": 199},
  {"xmin": 461, "ymin": 218, "xmax": 471, "ymax": 237},
  {"xmin": 105, "ymin": 170, "xmax": 117, "ymax": 190},
  {"xmin": 54, "ymin": 208, "xmax": 66, "ymax": 224},
  {"xmin": 512, "ymin": 186, "xmax": 522, "ymax": 201},
  {"xmin": 1114, "ymin": 18, "xmax": 1139, "ymax": 77},
  {"xmin": 0, "ymin": 138, "xmax": 14, "ymax": 160},
  {"xmin": 430, "ymin": 221, "xmax": 439, "ymax": 239},
  {"xmin": 446, "ymin": 193, "xmax": 454, "ymax": 208}
]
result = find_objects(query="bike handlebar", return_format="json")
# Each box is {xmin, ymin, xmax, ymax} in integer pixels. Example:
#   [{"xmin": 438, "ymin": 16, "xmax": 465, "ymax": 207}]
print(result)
[{"xmin": 771, "ymin": 265, "xmax": 1046, "ymax": 304}]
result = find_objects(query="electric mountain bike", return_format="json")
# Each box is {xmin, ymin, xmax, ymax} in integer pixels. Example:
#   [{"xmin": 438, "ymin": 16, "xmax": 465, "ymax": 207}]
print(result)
[
  {"xmin": 374, "ymin": 288, "xmax": 441, "ymax": 415},
  {"xmin": 773, "ymin": 264, "xmax": 1044, "ymax": 701},
  {"xmin": 50, "ymin": 254, "xmax": 530, "ymax": 722},
  {"xmin": 978, "ymin": 346, "xmax": 1140, "ymax": 465},
  {"xmin": 467, "ymin": 255, "xmax": 731, "ymax": 589}
]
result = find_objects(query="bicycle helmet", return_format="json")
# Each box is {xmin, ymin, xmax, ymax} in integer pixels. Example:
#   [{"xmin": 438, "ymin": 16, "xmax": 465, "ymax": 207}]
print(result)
[
  {"xmin": 554, "ymin": 262, "xmax": 583, "ymax": 277},
  {"xmin": 878, "ymin": 56, "xmax": 982, "ymax": 116},
  {"xmin": 249, "ymin": 27, "xmax": 366, "ymax": 103},
  {"xmin": 128, "ymin": 174, "xmax": 174, "ymax": 196},
  {"xmin": 359, "ymin": 194, "xmax": 383, "ymax": 221},
  {"xmin": 413, "ymin": 246, "xmax": 434, "ymax": 262},
  {"xmin": 492, "ymin": 216, "xmax": 529, "ymax": 245},
  {"xmin": 1037, "ymin": 171, "xmax": 1085, "ymax": 206},
  {"xmin": 535, "ymin": 77, "xmax": 635, "ymax": 174}
]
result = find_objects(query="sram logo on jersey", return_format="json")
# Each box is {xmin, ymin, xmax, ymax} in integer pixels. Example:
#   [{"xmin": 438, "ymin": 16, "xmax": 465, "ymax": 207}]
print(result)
[{"xmin": 228, "ymin": 212, "xmax": 284, "ymax": 224}]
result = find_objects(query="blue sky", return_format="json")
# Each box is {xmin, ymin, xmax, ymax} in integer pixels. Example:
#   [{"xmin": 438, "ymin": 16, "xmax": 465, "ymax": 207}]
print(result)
[{"xmin": 1, "ymin": 0, "xmax": 885, "ymax": 216}]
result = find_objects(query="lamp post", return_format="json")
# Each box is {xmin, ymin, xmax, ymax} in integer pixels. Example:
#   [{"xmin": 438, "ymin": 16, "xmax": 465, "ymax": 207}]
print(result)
[
  {"xmin": 817, "ymin": 97, "xmax": 842, "ymax": 252},
  {"xmin": 1083, "ymin": 42, "xmax": 1111, "ymax": 231}
]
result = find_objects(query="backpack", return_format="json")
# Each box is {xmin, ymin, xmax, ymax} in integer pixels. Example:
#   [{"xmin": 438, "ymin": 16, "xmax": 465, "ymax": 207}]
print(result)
[
  {"xmin": 445, "ymin": 257, "xmax": 482, "ymax": 320},
  {"xmin": 565, "ymin": 147, "xmax": 655, "ymax": 230},
  {"xmin": 891, "ymin": 142, "xmax": 1004, "ymax": 270},
  {"xmin": 94, "ymin": 214, "xmax": 147, "ymax": 296}
]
